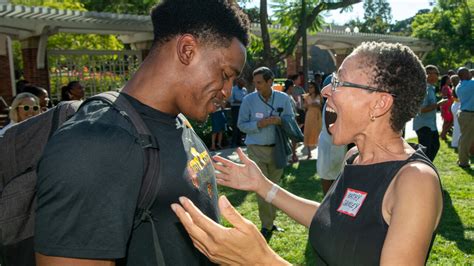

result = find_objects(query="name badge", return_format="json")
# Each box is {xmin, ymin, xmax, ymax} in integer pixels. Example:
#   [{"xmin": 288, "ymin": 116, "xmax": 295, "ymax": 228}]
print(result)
[
  {"xmin": 255, "ymin": 112, "xmax": 264, "ymax": 118},
  {"xmin": 337, "ymin": 188, "xmax": 368, "ymax": 217}
]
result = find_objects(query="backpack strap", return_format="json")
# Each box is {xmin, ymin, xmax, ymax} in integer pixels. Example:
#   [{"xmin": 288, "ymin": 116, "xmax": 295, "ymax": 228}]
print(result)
[
  {"xmin": 48, "ymin": 103, "xmax": 64, "ymax": 139},
  {"xmin": 83, "ymin": 91, "xmax": 165, "ymax": 266}
]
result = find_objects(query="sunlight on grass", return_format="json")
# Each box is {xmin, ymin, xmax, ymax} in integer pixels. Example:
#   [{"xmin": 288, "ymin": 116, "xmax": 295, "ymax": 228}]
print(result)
[{"xmin": 218, "ymin": 138, "xmax": 473, "ymax": 265}]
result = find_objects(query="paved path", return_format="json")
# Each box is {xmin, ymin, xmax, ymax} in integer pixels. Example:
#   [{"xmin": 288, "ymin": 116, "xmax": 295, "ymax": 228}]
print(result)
[{"xmin": 211, "ymin": 113, "xmax": 443, "ymax": 163}]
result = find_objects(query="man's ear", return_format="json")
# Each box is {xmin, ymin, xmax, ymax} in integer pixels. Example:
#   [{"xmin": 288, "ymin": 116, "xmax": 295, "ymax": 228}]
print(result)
[
  {"xmin": 373, "ymin": 93, "xmax": 394, "ymax": 118},
  {"xmin": 176, "ymin": 34, "xmax": 197, "ymax": 65}
]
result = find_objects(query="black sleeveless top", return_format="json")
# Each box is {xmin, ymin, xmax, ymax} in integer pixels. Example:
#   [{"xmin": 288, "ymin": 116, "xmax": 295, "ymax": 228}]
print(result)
[{"xmin": 309, "ymin": 145, "xmax": 441, "ymax": 265}]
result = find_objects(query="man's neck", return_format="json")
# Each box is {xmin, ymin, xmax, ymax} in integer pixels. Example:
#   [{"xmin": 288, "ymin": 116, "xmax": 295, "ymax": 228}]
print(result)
[{"xmin": 260, "ymin": 89, "xmax": 272, "ymax": 101}]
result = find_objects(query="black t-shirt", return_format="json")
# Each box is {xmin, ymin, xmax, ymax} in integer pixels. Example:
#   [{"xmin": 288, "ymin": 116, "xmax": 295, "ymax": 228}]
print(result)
[
  {"xmin": 35, "ymin": 93, "xmax": 218, "ymax": 265},
  {"xmin": 309, "ymin": 146, "xmax": 440, "ymax": 265}
]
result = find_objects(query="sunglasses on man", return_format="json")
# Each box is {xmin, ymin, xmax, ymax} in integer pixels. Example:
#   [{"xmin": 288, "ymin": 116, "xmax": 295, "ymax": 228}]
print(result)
[{"xmin": 17, "ymin": 105, "xmax": 40, "ymax": 112}]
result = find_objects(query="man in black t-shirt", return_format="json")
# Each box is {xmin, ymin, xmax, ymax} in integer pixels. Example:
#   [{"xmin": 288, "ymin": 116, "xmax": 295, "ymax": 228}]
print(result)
[{"xmin": 34, "ymin": 1, "xmax": 250, "ymax": 265}]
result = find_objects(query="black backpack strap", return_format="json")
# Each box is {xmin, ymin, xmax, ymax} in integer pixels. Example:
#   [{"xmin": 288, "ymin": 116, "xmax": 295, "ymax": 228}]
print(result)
[
  {"xmin": 85, "ymin": 91, "xmax": 165, "ymax": 266},
  {"xmin": 48, "ymin": 103, "xmax": 63, "ymax": 139}
]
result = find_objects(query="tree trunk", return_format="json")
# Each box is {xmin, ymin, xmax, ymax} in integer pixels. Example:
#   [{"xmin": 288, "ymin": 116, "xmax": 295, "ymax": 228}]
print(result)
[
  {"xmin": 259, "ymin": 0, "xmax": 273, "ymax": 68},
  {"xmin": 256, "ymin": 0, "xmax": 360, "ymax": 71}
]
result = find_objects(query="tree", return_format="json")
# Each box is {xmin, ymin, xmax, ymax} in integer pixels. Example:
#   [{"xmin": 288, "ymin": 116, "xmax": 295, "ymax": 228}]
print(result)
[
  {"xmin": 411, "ymin": 0, "xmax": 473, "ymax": 70},
  {"xmin": 346, "ymin": 0, "xmax": 392, "ymax": 33},
  {"xmin": 80, "ymin": 0, "xmax": 157, "ymax": 15},
  {"xmin": 390, "ymin": 9, "xmax": 430, "ymax": 36},
  {"xmin": 250, "ymin": 0, "xmax": 360, "ymax": 69},
  {"xmin": 362, "ymin": 0, "xmax": 391, "ymax": 33}
]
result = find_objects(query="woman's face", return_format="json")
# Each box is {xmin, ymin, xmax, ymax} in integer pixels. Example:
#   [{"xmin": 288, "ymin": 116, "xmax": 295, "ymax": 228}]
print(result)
[
  {"xmin": 17, "ymin": 97, "xmax": 40, "ymax": 122},
  {"xmin": 446, "ymin": 78, "xmax": 452, "ymax": 86},
  {"xmin": 321, "ymin": 54, "xmax": 377, "ymax": 145},
  {"xmin": 308, "ymin": 84, "xmax": 316, "ymax": 94},
  {"xmin": 69, "ymin": 83, "xmax": 85, "ymax": 100},
  {"xmin": 39, "ymin": 89, "xmax": 50, "ymax": 112}
]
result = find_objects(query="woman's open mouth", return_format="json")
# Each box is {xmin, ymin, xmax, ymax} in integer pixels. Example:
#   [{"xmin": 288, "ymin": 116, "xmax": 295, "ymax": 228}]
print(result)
[{"xmin": 325, "ymin": 106, "xmax": 337, "ymax": 135}]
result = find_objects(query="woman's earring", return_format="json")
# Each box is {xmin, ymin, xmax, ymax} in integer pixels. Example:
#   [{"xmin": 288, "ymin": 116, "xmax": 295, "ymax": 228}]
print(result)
[{"xmin": 370, "ymin": 114, "xmax": 376, "ymax": 121}]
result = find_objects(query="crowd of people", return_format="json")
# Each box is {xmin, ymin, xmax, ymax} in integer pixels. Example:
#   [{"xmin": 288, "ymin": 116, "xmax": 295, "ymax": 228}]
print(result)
[
  {"xmin": 0, "ymin": 0, "xmax": 472, "ymax": 265},
  {"xmin": 0, "ymin": 81, "xmax": 85, "ymax": 136},
  {"xmin": 413, "ymin": 65, "xmax": 474, "ymax": 168}
]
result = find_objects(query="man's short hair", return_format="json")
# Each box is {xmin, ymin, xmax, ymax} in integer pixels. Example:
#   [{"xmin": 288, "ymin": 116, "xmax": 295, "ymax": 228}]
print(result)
[
  {"xmin": 151, "ymin": 0, "xmax": 249, "ymax": 48},
  {"xmin": 21, "ymin": 85, "xmax": 47, "ymax": 98},
  {"xmin": 425, "ymin": 65, "xmax": 439, "ymax": 74},
  {"xmin": 253, "ymin": 67, "xmax": 274, "ymax": 82}
]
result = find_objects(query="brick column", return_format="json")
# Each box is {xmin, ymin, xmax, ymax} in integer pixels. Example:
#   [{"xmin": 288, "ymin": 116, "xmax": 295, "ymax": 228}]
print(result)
[
  {"xmin": 21, "ymin": 37, "xmax": 50, "ymax": 92},
  {"xmin": 0, "ymin": 35, "xmax": 13, "ymax": 127}
]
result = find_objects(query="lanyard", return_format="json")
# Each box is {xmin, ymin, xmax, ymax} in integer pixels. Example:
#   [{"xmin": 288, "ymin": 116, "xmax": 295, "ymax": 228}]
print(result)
[{"xmin": 258, "ymin": 91, "xmax": 281, "ymax": 116}]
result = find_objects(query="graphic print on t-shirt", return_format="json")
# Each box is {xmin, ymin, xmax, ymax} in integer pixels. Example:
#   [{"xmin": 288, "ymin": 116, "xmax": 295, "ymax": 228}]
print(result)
[
  {"xmin": 182, "ymin": 128, "xmax": 216, "ymax": 200},
  {"xmin": 337, "ymin": 188, "xmax": 368, "ymax": 217},
  {"xmin": 188, "ymin": 147, "xmax": 212, "ymax": 186}
]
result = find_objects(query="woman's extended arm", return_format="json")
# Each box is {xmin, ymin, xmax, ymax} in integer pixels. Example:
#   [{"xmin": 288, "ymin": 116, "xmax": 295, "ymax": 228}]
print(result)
[
  {"xmin": 214, "ymin": 148, "xmax": 320, "ymax": 227},
  {"xmin": 380, "ymin": 162, "xmax": 443, "ymax": 265}
]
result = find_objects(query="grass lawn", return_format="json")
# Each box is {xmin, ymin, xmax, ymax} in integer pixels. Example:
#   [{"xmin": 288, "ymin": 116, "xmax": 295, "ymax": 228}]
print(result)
[{"xmin": 218, "ymin": 138, "xmax": 473, "ymax": 265}]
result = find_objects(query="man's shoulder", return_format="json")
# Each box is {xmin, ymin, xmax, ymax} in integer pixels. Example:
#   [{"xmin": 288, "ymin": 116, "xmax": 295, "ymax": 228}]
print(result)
[
  {"xmin": 52, "ymin": 100, "xmax": 138, "ymax": 149},
  {"xmin": 461, "ymin": 79, "xmax": 474, "ymax": 88},
  {"xmin": 68, "ymin": 99, "xmax": 134, "ymax": 130},
  {"xmin": 243, "ymin": 91, "xmax": 258, "ymax": 101},
  {"xmin": 273, "ymin": 90, "xmax": 291, "ymax": 101}
]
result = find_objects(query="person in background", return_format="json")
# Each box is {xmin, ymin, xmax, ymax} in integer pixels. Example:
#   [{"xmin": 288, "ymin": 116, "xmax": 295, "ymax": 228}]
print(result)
[
  {"xmin": 313, "ymin": 73, "xmax": 323, "ymax": 92},
  {"xmin": 283, "ymin": 79, "xmax": 299, "ymax": 163},
  {"xmin": 61, "ymin": 81, "xmax": 85, "ymax": 101},
  {"xmin": 173, "ymin": 42, "xmax": 443, "ymax": 266},
  {"xmin": 289, "ymin": 74, "xmax": 306, "ymax": 127},
  {"xmin": 0, "ymin": 92, "xmax": 40, "ymax": 136},
  {"xmin": 455, "ymin": 67, "xmax": 474, "ymax": 168},
  {"xmin": 21, "ymin": 85, "xmax": 51, "ymax": 112},
  {"xmin": 237, "ymin": 67, "xmax": 294, "ymax": 239},
  {"xmin": 302, "ymin": 80, "xmax": 322, "ymax": 160},
  {"xmin": 413, "ymin": 65, "xmax": 446, "ymax": 162},
  {"xmin": 210, "ymin": 100, "xmax": 227, "ymax": 151},
  {"xmin": 439, "ymin": 75, "xmax": 453, "ymax": 140},
  {"xmin": 450, "ymin": 88, "xmax": 461, "ymax": 149},
  {"xmin": 450, "ymin": 74, "xmax": 460, "ymax": 88},
  {"xmin": 16, "ymin": 79, "xmax": 31, "ymax": 93},
  {"xmin": 230, "ymin": 78, "xmax": 247, "ymax": 147},
  {"xmin": 317, "ymin": 74, "xmax": 347, "ymax": 195}
]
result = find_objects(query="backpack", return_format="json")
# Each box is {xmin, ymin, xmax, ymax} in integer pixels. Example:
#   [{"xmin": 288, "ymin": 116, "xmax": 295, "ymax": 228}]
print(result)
[
  {"xmin": 0, "ymin": 100, "xmax": 82, "ymax": 265},
  {"xmin": 0, "ymin": 92, "xmax": 167, "ymax": 265}
]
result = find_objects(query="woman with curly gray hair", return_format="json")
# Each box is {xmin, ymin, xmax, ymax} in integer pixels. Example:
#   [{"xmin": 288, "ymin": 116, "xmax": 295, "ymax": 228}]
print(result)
[{"xmin": 172, "ymin": 42, "xmax": 443, "ymax": 265}]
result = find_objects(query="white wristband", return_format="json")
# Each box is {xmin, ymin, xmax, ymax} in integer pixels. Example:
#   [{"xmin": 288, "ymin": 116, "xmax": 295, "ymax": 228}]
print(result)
[{"xmin": 265, "ymin": 184, "xmax": 279, "ymax": 203}]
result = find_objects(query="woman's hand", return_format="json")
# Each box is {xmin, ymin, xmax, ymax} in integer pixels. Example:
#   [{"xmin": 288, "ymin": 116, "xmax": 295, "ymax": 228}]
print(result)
[
  {"xmin": 213, "ymin": 148, "xmax": 271, "ymax": 195},
  {"xmin": 171, "ymin": 196, "xmax": 289, "ymax": 265}
]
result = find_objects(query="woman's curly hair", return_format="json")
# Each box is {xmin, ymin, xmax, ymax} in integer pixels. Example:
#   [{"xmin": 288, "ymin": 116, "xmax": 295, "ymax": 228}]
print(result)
[{"xmin": 352, "ymin": 42, "xmax": 427, "ymax": 132}]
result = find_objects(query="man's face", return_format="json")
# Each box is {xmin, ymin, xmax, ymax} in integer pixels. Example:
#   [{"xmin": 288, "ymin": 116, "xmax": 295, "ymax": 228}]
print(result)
[
  {"xmin": 253, "ymin": 74, "xmax": 273, "ymax": 96},
  {"xmin": 69, "ymin": 83, "xmax": 85, "ymax": 100},
  {"xmin": 426, "ymin": 70, "xmax": 439, "ymax": 85},
  {"xmin": 178, "ymin": 38, "xmax": 246, "ymax": 122}
]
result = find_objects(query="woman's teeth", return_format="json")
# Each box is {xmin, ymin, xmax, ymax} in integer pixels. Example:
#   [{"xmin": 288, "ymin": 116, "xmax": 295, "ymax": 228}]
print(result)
[
  {"xmin": 325, "ymin": 106, "xmax": 338, "ymax": 135},
  {"xmin": 326, "ymin": 106, "xmax": 336, "ymax": 113}
]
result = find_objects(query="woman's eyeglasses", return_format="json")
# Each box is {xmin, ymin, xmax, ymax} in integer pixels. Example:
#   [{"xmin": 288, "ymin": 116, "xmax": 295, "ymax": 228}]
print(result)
[
  {"xmin": 17, "ymin": 105, "xmax": 40, "ymax": 112},
  {"xmin": 331, "ymin": 73, "xmax": 397, "ymax": 98}
]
